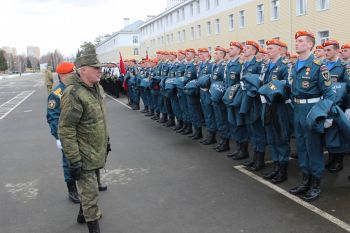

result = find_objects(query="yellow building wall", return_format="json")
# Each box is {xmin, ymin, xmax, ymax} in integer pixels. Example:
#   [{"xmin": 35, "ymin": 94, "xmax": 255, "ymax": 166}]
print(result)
[{"xmin": 141, "ymin": 0, "xmax": 350, "ymax": 58}]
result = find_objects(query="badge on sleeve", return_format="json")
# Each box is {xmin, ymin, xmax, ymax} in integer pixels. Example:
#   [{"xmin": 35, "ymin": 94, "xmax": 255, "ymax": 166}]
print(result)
[{"xmin": 48, "ymin": 99, "xmax": 56, "ymax": 109}]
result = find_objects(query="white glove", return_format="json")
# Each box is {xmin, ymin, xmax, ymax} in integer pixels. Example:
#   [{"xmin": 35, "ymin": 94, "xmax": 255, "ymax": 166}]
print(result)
[
  {"xmin": 260, "ymin": 95, "xmax": 267, "ymax": 104},
  {"xmin": 56, "ymin": 139, "xmax": 62, "ymax": 150},
  {"xmin": 345, "ymin": 109, "xmax": 350, "ymax": 121},
  {"xmin": 240, "ymin": 81, "xmax": 246, "ymax": 90},
  {"xmin": 324, "ymin": 119, "xmax": 333, "ymax": 129}
]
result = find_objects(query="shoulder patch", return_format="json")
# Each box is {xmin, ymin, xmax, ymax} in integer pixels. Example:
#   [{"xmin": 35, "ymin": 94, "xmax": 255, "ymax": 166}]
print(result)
[
  {"xmin": 48, "ymin": 99, "xmax": 56, "ymax": 109},
  {"xmin": 54, "ymin": 88, "xmax": 62, "ymax": 97},
  {"xmin": 313, "ymin": 59, "xmax": 322, "ymax": 65},
  {"xmin": 320, "ymin": 64, "xmax": 328, "ymax": 71}
]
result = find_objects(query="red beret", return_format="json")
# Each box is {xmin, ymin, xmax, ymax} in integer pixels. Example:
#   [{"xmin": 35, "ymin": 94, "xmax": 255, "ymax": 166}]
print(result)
[
  {"xmin": 259, "ymin": 48, "xmax": 267, "ymax": 54},
  {"xmin": 341, "ymin": 43, "xmax": 350, "ymax": 49},
  {"xmin": 315, "ymin": 45, "xmax": 324, "ymax": 50},
  {"xmin": 198, "ymin": 48, "xmax": 209, "ymax": 53},
  {"xmin": 185, "ymin": 48, "xmax": 196, "ymax": 53},
  {"xmin": 162, "ymin": 51, "xmax": 169, "ymax": 55},
  {"xmin": 56, "ymin": 62, "xmax": 75, "ymax": 75},
  {"xmin": 215, "ymin": 46, "xmax": 226, "ymax": 53},
  {"xmin": 229, "ymin": 41, "xmax": 243, "ymax": 50},
  {"xmin": 156, "ymin": 51, "xmax": 162, "ymax": 54},
  {"xmin": 295, "ymin": 30, "xmax": 315, "ymax": 39},
  {"xmin": 246, "ymin": 40, "xmax": 260, "ymax": 50},
  {"xmin": 322, "ymin": 39, "xmax": 339, "ymax": 47},
  {"xmin": 266, "ymin": 39, "xmax": 283, "ymax": 47}
]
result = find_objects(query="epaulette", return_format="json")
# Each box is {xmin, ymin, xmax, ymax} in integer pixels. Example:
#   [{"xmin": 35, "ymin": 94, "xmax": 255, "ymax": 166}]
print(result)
[
  {"xmin": 313, "ymin": 59, "xmax": 322, "ymax": 65},
  {"xmin": 54, "ymin": 88, "xmax": 63, "ymax": 98}
]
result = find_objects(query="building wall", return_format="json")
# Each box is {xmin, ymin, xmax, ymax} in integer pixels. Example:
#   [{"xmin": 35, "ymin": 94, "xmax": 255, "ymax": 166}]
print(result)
[{"xmin": 140, "ymin": 0, "xmax": 349, "ymax": 58}]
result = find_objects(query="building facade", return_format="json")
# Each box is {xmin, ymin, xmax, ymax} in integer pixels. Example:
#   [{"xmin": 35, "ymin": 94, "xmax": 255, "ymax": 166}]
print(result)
[
  {"xmin": 1, "ymin": 46, "xmax": 17, "ymax": 56},
  {"xmin": 96, "ymin": 19, "xmax": 144, "ymax": 62},
  {"xmin": 139, "ymin": 0, "xmax": 348, "ymax": 58},
  {"xmin": 27, "ymin": 46, "xmax": 40, "ymax": 59}
]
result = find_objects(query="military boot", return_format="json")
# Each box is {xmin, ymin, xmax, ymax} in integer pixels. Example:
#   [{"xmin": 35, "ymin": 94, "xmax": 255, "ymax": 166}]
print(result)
[
  {"xmin": 302, "ymin": 176, "xmax": 321, "ymax": 202},
  {"xmin": 164, "ymin": 117, "xmax": 175, "ymax": 127},
  {"xmin": 67, "ymin": 181, "xmax": 80, "ymax": 204},
  {"xmin": 263, "ymin": 161, "xmax": 279, "ymax": 180},
  {"xmin": 191, "ymin": 127, "xmax": 203, "ymax": 140},
  {"xmin": 174, "ymin": 120, "xmax": 183, "ymax": 131},
  {"xmin": 87, "ymin": 220, "xmax": 100, "ymax": 233},
  {"xmin": 158, "ymin": 114, "xmax": 168, "ymax": 123},
  {"xmin": 151, "ymin": 112, "xmax": 159, "ymax": 120},
  {"xmin": 232, "ymin": 143, "xmax": 249, "ymax": 160},
  {"xmin": 325, "ymin": 153, "xmax": 335, "ymax": 169},
  {"xmin": 176, "ymin": 122, "xmax": 187, "ymax": 133},
  {"xmin": 289, "ymin": 173, "xmax": 311, "ymax": 195},
  {"xmin": 271, "ymin": 163, "xmax": 288, "ymax": 184},
  {"xmin": 216, "ymin": 138, "xmax": 230, "ymax": 152},
  {"xmin": 201, "ymin": 132, "xmax": 217, "ymax": 145},
  {"xmin": 77, "ymin": 204, "xmax": 86, "ymax": 224},
  {"xmin": 132, "ymin": 103, "xmax": 140, "ymax": 110},
  {"xmin": 181, "ymin": 123, "xmax": 193, "ymax": 135},
  {"xmin": 250, "ymin": 151, "xmax": 265, "ymax": 171},
  {"xmin": 328, "ymin": 154, "xmax": 344, "ymax": 173},
  {"xmin": 242, "ymin": 151, "xmax": 257, "ymax": 168},
  {"xmin": 145, "ymin": 110, "xmax": 154, "ymax": 117},
  {"xmin": 140, "ymin": 106, "xmax": 149, "ymax": 113},
  {"xmin": 96, "ymin": 170, "xmax": 107, "ymax": 192},
  {"xmin": 226, "ymin": 141, "xmax": 240, "ymax": 158}
]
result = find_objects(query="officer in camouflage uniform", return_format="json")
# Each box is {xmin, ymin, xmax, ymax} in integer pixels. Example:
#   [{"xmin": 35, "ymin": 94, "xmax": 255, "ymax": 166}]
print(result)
[
  {"xmin": 45, "ymin": 66, "xmax": 54, "ymax": 95},
  {"xmin": 59, "ymin": 49, "xmax": 110, "ymax": 233}
]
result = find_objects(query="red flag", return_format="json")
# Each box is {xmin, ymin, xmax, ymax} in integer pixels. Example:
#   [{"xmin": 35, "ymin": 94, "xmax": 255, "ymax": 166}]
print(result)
[
  {"xmin": 119, "ymin": 52, "xmax": 128, "ymax": 92},
  {"xmin": 146, "ymin": 51, "xmax": 149, "ymax": 60}
]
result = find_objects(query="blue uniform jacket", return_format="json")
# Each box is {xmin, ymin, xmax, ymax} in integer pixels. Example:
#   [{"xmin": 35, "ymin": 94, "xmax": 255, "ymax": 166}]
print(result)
[
  {"xmin": 225, "ymin": 58, "xmax": 242, "ymax": 88},
  {"xmin": 210, "ymin": 60, "xmax": 225, "ymax": 83},
  {"xmin": 327, "ymin": 59, "xmax": 345, "ymax": 83},
  {"xmin": 47, "ymin": 82, "xmax": 65, "ymax": 139}
]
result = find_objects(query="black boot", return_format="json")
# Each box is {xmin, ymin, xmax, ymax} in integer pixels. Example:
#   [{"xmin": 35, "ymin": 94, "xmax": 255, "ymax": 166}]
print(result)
[
  {"xmin": 158, "ymin": 114, "xmax": 168, "ymax": 123},
  {"xmin": 174, "ymin": 120, "xmax": 183, "ymax": 131},
  {"xmin": 151, "ymin": 112, "xmax": 160, "ymax": 120},
  {"xmin": 289, "ymin": 173, "xmax": 311, "ymax": 195},
  {"xmin": 250, "ymin": 151, "xmax": 265, "ymax": 171},
  {"xmin": 201, "ymin": 132, "xmax": 217, "ymax": 145},
  {"xmin": 242, "ymin": 152, "xmax": 256, "ymax": 168},
  {"xmin": 164, "ymin": 117, "xmax": 175, "ymax": 127},
  {"xmin": 227, "ymin": 141, "xmax": 240, "ymax": 158},
  {"xmin": 216, "ymin": 138, "xmax": 230, "ymax": 152},
  {"xmin": 67, "ymin": 181, "xmax": 80, "ymax": 204},
  {"xmin": 96, "ymin": 170, "xmax": 107, "ymax": 192},
  {"xmin": 271, "ymin": 163, "xmax": 288, "ymax": 184},
  {"xmin": 232, "ymin": 143, "xmax": 249, "ymax": 160},
  {"xmin": 191, "ymin": 127, "xmax": 203, "ymax": 140},
  {"xmin": 140, "ymin": 106, "xmax": 149, "ymax": 113},
  {"xmin": 213, "ymin": 138, "xmax": 223, "ymax": 150},
  {"xmin": 181, "ymin": 123, "xmax": 192, "ymax": 135},
  {"xmin": 176, "ymin": 123, "xmax": 186, "ymax": 133},
  {"xmin": 325, "ymin": 153, "xmax": 335, "ymax": 169},
  {"xmin": 263, "ymin": 161, "xmax": 279, "ymax": 180},
  {"xmin": 328, "ymin": 154, "xmax": 344, "ymax": 173},
  {"xmin": 145, "ymin": 110, "xmax": 154, "ymax": 117},
  {"xmin": 77, "ymin": 204, "xmax": 86, "ymax": 224},
  {"xmin": 132, "ymin": 103, "xmax": 140, "ymax": 110},
  {"xmin": 302, "ymin": 176, "xmax": 321, "ymax": 202},
  {"xmin": 87, "ymin": 220, "xmax": 100, "ymax": 233}
]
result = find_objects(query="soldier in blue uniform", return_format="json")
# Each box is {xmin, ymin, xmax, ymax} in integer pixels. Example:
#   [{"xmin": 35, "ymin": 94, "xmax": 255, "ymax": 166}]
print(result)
[
  {"xmin": 149, "ymin": 52, "xmax": 163, "ymax": 121},
  {"xmin": 341, "ymin": 43, "xmax": 350, "ymax": 64},
  {"xmin": 288, "ymin": 30, "xmax": 335, "ymax": 201},
  {"xmin": 210, "ymin": 47, "xmax": 230, "ymax": 152},
  {"xmin": 161, "ymin": 52, "xmax": 176, "ymax": 127},
  {"xmin": 46, "ymin": 62, "xmax": 80, "ymax": 204},
  {"xmin": 224, "ymin": 41, "xmax": 250, "ymax": 159},
  {"xmin": 139, "ymin": 60, "xmax": 151, "ymax": 114}
]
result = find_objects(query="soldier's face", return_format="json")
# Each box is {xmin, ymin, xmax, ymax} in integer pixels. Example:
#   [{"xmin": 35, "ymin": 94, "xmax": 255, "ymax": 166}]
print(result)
[
  {"xmin": 213, "ymin": 51, "xmax": 224, "ymax": 62},
  {"xmin": 186, "ymin": 52, "xmax": 194, "ymax": 61},
  {"xmin": 341, "ymin": 49, "xmax": 350, "ymax": 60},
  {"xmin": 199, "ymin": 52, "xmax": 209, "ymax": 61},
  {"xmin": 315, "ymin": 49, "xmax": 325, "ymax": 58},
  {"xmin": 228, "ymin": 46, "xmax": 240, "ymax": 57},
  {"xmin": 243, "ymin": 45, "xmax": 256, "ymax": 57},
  {"xmin": 324, "ymin": 45, "xmax": 339, "ymax": 61},
  {"xmin": 295, "ymin": 36, "xmax": 313, "ymax": 54},
  {"xmin": 80, "ymin": 66, "xmax": 102, "ymax": 85},
  {"xmin": 267, "ymin": 44, "xmax": 281, "ymax": 60}
]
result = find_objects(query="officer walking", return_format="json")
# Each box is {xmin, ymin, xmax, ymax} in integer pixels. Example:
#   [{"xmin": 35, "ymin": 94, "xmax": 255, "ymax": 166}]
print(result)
[
  {"xmin": 45, "ymin": 66, "xmax": 54, "ymax": 95},
  {"xmin": 46, "ymin": 62, "xmax": 80, "ymax": 204}
]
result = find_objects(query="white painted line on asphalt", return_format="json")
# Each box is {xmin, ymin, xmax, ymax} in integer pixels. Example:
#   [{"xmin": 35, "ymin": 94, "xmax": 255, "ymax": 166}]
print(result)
[
  {"xmin": 234, "ymin": 165, "xmax": 350, "ymax": 232},
  {"xmin": 106, "ymin": 94, "xmax": 132, "ymax": 110},
  {"xmin": 0, "ymin": 90, "xmax": 35, "ymax": 120}
]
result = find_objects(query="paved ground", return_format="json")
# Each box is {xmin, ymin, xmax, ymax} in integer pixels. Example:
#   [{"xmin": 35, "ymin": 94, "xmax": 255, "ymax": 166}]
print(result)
[{"xmin": 1, "ymin": 73, "xmax": 350, "ymax": 233}]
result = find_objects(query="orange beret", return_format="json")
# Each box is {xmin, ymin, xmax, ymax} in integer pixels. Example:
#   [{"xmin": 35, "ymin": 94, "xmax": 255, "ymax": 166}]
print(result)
[
  {"xmin": 315, "ymin": 45, "xmax": 324, "ymax": 50},
  {"xmin": 162, "ymin": 51, "xmax": 169, "ymax": 55},
  {"xmin": 185, "ymin": 48, "xmax": 196, "ymax": 53},
  {"xmin": 215, "ymin": 46, "xmax": 226, "ymax": 53},
  {"xmin": 322, "ymin": 39, "xmax": 339, "ymax": 47},
  {"xmin": 280, "ymin": 42, "xmax": 288, "ymax": 48},
  {"xmin": 156, "ymin": 51, "xmax": 162, "ymax": 54},
  {"xmin": 295, "ymin": 30, "xmax": 315, "ymax": 39},
  {"xmin": 178, "ymin": 50, "xmax": 186, "ymax": 55},
  {"xmin": 229, "ymin": 41, "xmax": 243, "ymax": 50},
  {"xmin": 56, "ymin": 62, "xmax": 75, "ymax": 75},
  {"xmin": 341, "ymin": 43, "xmax": 350, "ymax": 49},
  {"xmin": 266, "ymin": 39, "xmax": 283, "ymax": 47},
  {"xmin": 198, "ymin": 48, "xmax": 209, "ymax": 53},
  {"xmin": 245, "ymin": 40, "xmax": 260, "ymax": 50},
  {"xmin": 169, "ymin": 51, "xmax": 177, "ymax": 56},
  {"xmin": 259, "ymin": 48, "xmax": 267, "ymax": 54}
]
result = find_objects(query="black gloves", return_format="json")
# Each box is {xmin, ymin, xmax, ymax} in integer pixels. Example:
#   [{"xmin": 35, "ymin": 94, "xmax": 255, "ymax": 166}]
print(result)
[{"xmin": 70, "ymin": 161, "xmax": 82, "ymax": 181}]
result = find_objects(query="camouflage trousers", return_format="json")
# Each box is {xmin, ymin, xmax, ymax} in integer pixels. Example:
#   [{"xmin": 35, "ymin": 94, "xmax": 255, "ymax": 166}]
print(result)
[
  {"xmin": 46, "ymin": 85, "xmax": 52, "ymax": 95},
  {"xmin": 77, "ymin": 169, "xmax": 102, "ymax": 222}
]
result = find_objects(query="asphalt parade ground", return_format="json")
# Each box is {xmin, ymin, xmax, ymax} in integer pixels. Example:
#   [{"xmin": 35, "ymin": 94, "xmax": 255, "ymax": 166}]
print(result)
[{"xmin": 1, "ymin": 73, "xmax": 350, "ymax": 233}]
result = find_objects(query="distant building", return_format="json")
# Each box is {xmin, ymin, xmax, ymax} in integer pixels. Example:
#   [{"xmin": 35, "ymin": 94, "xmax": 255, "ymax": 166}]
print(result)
[
  {"xmin": 27, "ymin": 46, "xmax": 40, "ymax": 59},
  {"xmin": 1, "ymin": 46, "xmax": 17, "ymax": 56},
  {"xmin": 96, "ymin": 19, "xmax": 144, "ymax": 62}
]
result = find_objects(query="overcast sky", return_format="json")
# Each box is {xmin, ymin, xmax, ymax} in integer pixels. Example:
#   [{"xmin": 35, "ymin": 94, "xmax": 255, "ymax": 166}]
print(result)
[{"xmin": 0, "ymin": 0, "xmax": 166, "ymax": 57}]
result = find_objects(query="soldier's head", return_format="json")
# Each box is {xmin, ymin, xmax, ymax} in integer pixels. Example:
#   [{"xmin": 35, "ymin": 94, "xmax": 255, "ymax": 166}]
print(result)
[
  {"xmin": 314, "ymin": 45, "xmax": 325, "ymax": 59},
  {"xmin": 56, "ymin": 62, "xmax": 75, "ymax": 84},
  {"xmin": 169, "ymin": 52, "xmax": 177, "ymax": 61},
  {"xmin": 280, "ymin": 42, "xmax": 288, "ymax": 57},
  {"xmin": 341, "ymin": 44, "xmax": 350, "ymax": 61},
  {"xmin": 177, "ymin": 50, "xmax": 186, "ymax": 61},
  {"xmin": 156, "ymin": 51, "xmax": 162, "ymax": 60},
  {"xmin": 185, "ymin": 48, "xmax": 195, "ymax": 61},
  {"xmin": 198, "ymin": 48, "xmax": 210, "ymax": 62},
  {"xmin": 323, "ymin": 39, "xmax": 340, "ymax": 61},
  {"xmin": 295, "ymin": 30, "xmax": 316, "ymax": 54},
  {"xmin": 214, "ymin": 46, "xmax": 226, "ymax": 62},
  {"xmin": 75, "ymin": 50, "xmax": 103, "ymax": 86},
  {"xmin": 266, "ymin": 39, "xmax": 283, "ymax": 61},
  {"xmin": 244, "ymin": 41, "xmax": 260, "ymax": 58},
  {"xmin": 228, "ymin": 41, "xmax": 243, "ymax": 58}
]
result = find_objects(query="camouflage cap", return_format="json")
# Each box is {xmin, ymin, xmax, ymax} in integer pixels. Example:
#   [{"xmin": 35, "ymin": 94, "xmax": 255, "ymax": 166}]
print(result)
[{"xmin": 76, "ymin": 53, "xmax": 104, "ymax": 68}]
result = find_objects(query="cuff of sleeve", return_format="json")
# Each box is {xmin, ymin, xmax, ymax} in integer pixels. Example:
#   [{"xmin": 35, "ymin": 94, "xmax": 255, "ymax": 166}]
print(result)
[{"xmin": 69, "ymin": 156, "xmax": 82, "ymax": 165}]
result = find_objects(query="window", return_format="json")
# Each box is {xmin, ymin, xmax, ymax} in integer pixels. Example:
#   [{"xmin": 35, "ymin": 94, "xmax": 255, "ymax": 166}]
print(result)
[
  {"xmin": 257, "ymin": 4, "xmax": 264, "ymax": 24},
  {"xmin": 177, "ymin": 10, "xmax": 180, "ymax": 22},
  {"xmin": 258, "ymin": 39, "xmax": 265, "ymax": 48},
  {"xmin": 177, "ymin": 31, "xmax": 181, "ymax": 43},
  {"xmin": 297, "ymin": 0, "xmax": 307, "ymax": 15},
  {"xmin": 167, "ymin": 34, "xmax": 170, "ymax": 44},
  {"xmin": 197, "ymin": 0, "xmax": 201, "ymax": 13},
  {"xmin": 197, "ymin": 24, "xmax": 201, "ymax": 38},
  {"xmin": 171, "ymin": 33, "xmax": 174, "ymax": 44},
  {"xmin": 239, "ymin": 10, "xmax": 245, "ymax": 28},
  {"xmin": 271, "ymin": 0, "xmax": 279, "ymax": 20},
  {"xmin": 169, "ymin": 14, "xmax": 173, "ymax": 25},
  {"xmin": 134, "ymin": 48, "xmax": 139, "ymax": 55},
  {"xmin": 206, "ymin": 0, "xmax": 210, "ymax": 10},
  {"xmin": 161, "ymin": 36, "xmax": 164, "ymax": 45},
  {"xmin": 182, "ymin": 29, "xmax": 186, "ymax": 41},
  {"xmin": 208, "ymin": 46, "xmax": 212, "ymax": 53},
  {"xmin": 317, "ymin": 0, "xmax": 329, "ymax": 10},
  {"xmin": 190, "ymin": 3, "xmax": 194, "ymax": 16},
  {"xmin": 182, "ymin": 8, "xmax": 185, "ymax": 20},
  {"xmin": 228, "ymin": 14, "xmax": 234, "ymax": 31},
  {"xmin": 207, "ymin": 21, "xmax": 212, "ymax": 35},
  {"xmin": 215, "ymin": 18, "xmax": 220, "ymax": 34},
  {"xmin": 318, "ymin": 30, "xmax": 329, "ymax": 45},
  {"xmin": 133, "ymin": 36, "xmax": 138, "ymax": 44},
  {"xmin": 191, "ymin": 27, "xmax": 195, "ymax": 40},
  {"xmin": 157, "ymin": 37, "xmax": 160, "ymax": 45},
  {"xmin": 214, "ymin": 0, "xmax": 219, "ymax": 7}
]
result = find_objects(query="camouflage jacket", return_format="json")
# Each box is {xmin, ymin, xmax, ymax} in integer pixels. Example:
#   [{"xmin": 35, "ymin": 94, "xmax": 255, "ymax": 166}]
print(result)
[
  {"xmin": 58, "ymin": 73, "xmax": 108, "ymax": 170},
  {"xmin": 45, "ymin": 70, "xmax": 54, "ymax": 86}
]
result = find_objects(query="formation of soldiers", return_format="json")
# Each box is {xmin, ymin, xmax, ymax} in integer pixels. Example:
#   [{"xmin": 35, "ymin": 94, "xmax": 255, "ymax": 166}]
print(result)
[{"xmin": 102, "ymin": 30, "xmax": 350, "ymax": 203}]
